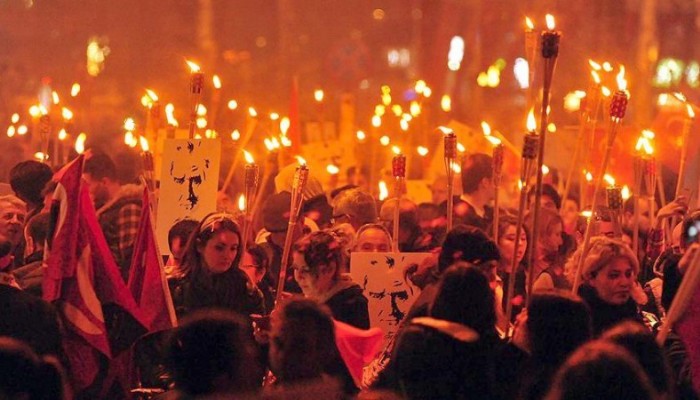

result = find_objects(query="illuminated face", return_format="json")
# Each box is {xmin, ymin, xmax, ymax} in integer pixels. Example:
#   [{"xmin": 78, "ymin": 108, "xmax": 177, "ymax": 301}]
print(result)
[
  {"xmin": 541, "ymin": 221, "xmax": 564, "ymax": 256},
  {"xmin": 293, "ymin": 252, "xmax": 335, "ymax": 299},
  {"xmin": 355, "ymin": 228, "xmax": 391, "ymax": 253},
  {"xmin": 197, "ymin": 230, "xmax": 239, "ymax": 274},
  {"xmin": 499, "ymin": 224, "xmax": 527, "ymax": 269},
  {"xmin": 0, "ymin": 203, "xmax": 26, "ymax": 246},
  {"xmin": 589, "ymin": 256, "xmax": 635, "ymax": 305}
]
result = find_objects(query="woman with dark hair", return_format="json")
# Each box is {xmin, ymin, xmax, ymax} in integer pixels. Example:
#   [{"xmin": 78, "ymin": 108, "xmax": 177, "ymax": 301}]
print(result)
[
  {"xmin": 544, "ymin": 340, "xmax": 657, "ymax": 400},
  {"xmin": 601, "ymin": 321, "xmax": 675, "ymax": 399},
  {"xmin": 240, "ymin": 244, "xmax": 275, "ymax": 311},
  {"xmin": 381, "ymin": 262, "xmax": 499, "ymax": 399},
  {"xmin": 293, "ymin": 230, "xmax": 369, "ymax": 329},
  {"xmin": 269, "ymin": 298, "xmax": 358, "ymax": 396},
  {"xmin": 495, "ymin": 214, "xmax": 529, "ymax": 323},
  {"xmin": 526, "ymin": 208, "xmax": 569, "ymax": 291},
  {"xmin": 500, "ymin": 290, "xmax": 593, "ymax": 400},
  {"xmin": 164, "ymin": 309, "xmax": 263, "ymax": 398},
  {"xmin": 170, "ymin": 212, "xmax": 264, "ymax": 318},
  {"xmin": 568, "ymin": 236, "xmax": 644, "ymax": 336}
]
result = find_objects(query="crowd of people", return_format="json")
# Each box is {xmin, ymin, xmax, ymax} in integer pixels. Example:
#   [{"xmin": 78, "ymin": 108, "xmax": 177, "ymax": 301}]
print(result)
[{"xmin": 0, "ymin": 148, "xmax": 699, "ymax": 400}]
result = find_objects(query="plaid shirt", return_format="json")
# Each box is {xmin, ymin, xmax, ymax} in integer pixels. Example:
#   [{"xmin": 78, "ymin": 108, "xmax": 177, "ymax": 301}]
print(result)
[{"xmin": 118, "ymin": 203, "xmax": 141, "ymax": 262}]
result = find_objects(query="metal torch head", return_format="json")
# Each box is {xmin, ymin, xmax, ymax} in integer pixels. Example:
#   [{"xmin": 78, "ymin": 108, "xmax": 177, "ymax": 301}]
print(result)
[
  {"xmin": 392, "ymin": 154, "xmax": 407, "ymax": 178},
  {"xmin": 444, "ymin": 132, "xmax": 457, "ymax": 159},
  {"xmin": 244, "ymin": 164, "xmax": 260, "ymax": 189},
  {"xmin": 609, "ymin": 91, "xmax": 629, "ymax": 121},
  {"xmin": 540, "ymin": 31, "xmax": 561, "ymax": 59},
  {"xmin": 493, "ymin": 144, "xmax": 504, "ymax": 177},
  {"xmin": 190, "ymin": 72, "xmax": 204, "ymax": 95},
  {"xmin": 606, "ymin": 187, "xmax": 623, "ymax": 211},
  {"xmin": 522, "ymin": 134, "xmax": 539, "ymax": 160}
]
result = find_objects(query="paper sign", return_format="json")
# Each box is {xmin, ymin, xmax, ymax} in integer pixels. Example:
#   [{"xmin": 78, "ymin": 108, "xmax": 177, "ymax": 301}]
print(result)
[
  {"xmin": 156, "ymin": 138, "xmax": 221, "ymax": 254},
  {"xmin": 349, "ymin": 252, "xmax": 428, "ymax": 342}
]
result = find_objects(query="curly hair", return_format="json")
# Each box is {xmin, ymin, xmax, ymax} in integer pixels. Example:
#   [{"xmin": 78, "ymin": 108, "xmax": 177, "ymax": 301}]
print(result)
[{"xmin": 292, "ymin": 230, "xmax": 344, "ymax": 279}]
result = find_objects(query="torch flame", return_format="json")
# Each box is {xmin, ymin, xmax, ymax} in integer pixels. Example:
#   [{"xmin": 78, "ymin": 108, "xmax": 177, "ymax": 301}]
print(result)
[
  {"xmin": 280, "ymin": 117, "xmax": 290, "ymax": 135},
  {"xmin": 588, "ymin": 59, "xmax": 602, "ymax": 71},
  {"xmin": 486, "ymin": 135, "xmax": 502, "ymax": 146},
  {"xmin": 29, "ymin": 105, "xmax": 40, "ymax": 118},
  {"xmin": 125, "ymin": 131, "xmax": 135, "ymax": 146},
  {"xmin": 238, "ymin": 194, "xmax": 246, "ymax": 212},
  {"xmin": 417, "ymin": 146, "xmax": 429, "ymax": 156},
  {"xmin": 604, "ymin": 174, "xmax": 615, "ymax": 186},
  {"xmin": 212, "ymin": 75, "xmax": 222, "ymax": 89},
  {"xmin": 601, "ymin": 86, "xmax": 612, "ymax": 97},
  {"xmin": 379, "ymin": 135, "xmax": 390, "ymax": 146},
  {"xmin": 71, "ymin": 83, "xmax": 81, "ymax": 97},
  {"xmin": 62, "ymin": 107, "xmax": 73, "ymax": 121},
  {"xmin": 243, "ymin": 150, "xmax": 254, "ymax": 164},
  {"xmin": 39, "ymin": 105, "xmax": 48, "ymax": 116},
  {"xmin": 356, "ymin": 130, "xmax": 366, "ymax": 141},
  {"xmin": 621, "ymin": 185, "xmax": 631, "ymax": 200},
  {"xmin": 584, "ymin": 170, "xmax": 593, "ymax": 182},
  {"xmin": 145, "ymin": 89, "xmax": 159, "ymax": 102},
  {"xmin": 545, "ymin": 14, "xmax": 556, "ymax": 30},
  {"xmin": 295, "ymin": 155, "xmax": 307, "ymax": 165},
  {"xmin": 124, "ymin": 118, "xmax": 136, "ymax": 132},
  {"xmin": 481, "ymin": 121, "xmax": 492, "ymax": 136},
  {"xmin": 314, "ymin": 89, "xmax": 324, "ymax": 102},
  {"xmin": 378, "ymin": 181, "xmax": 389, "ymax": 201},
  {"xmin": 602, "ymin": 62, "xmax": 613, "ymax": 72},
  {"xmin": 326, "ymin": 164, "xmax": 340, "ymax": 175},
  {"xmin": 457, "ymin": 143, "xmax": 466, "ymax": 153},
  {"xmin": 542, "ymin": 165, "xmax": 550, "ymax": 175},
  {"xmin": 165, "ymin": 103, "xmax": 178, "ymax": 126},
  {"xmin": 75, "ymin": 133, "xmax": 87, "ymax": 154},
  {"xmin": 139, "ymin": 136, "xmax": 150, "ymax": 152},
  {"xmin": 527, "ymin": 108, "xmax": 536, "ymax": 131},
  {"xmin": 248, "ymin": 107, "xmax": 257, "ymax": 118},
  {"xmin": 437, "ymin": 126, "xmax": 453, "ymax": 135},
  {"xmin": 186, "ymin": 60, "xmax": 201, "ymax": 73},
  {"xmin": 642, "ymin": 129, "xmax": 655, "ymax": 139},
  {"xmin": 441, "ymin": 95, "xmax": 452, "ymax": 112},
  {"xmin": 591, "ymin": 70, "xmax": 601, "ymax": 85},
  {"xmin": 58, "ymin": 129, "xmax": 67, "ymax": 141},
  {"xmin": 687, "ymin": 104, "xmax": 696, "ymax": 119},
  {"xmin": 673, "ymin": 92, "xmax": 688, "ymax": 103},
  {"xmin": 391, "ymin": 145, "xmax": 402, "ymax": 155},
  {"xmin": 52, "ymin": 91, "xmax": 60, "ymax": 105},
  {"xmin": 228, "ymin": 100, "xmax": 238, "ymax": 110},
  {"xmin": 525, "ymin": 16, "xmax": 534, "ymax": 30},
  {"xmin": 616, "ymin": 65, "xmax": 627, "ymax": 91}
]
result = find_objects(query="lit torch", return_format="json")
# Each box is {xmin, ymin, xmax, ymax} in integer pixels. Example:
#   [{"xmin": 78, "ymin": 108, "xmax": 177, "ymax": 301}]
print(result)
[
  {"xmin": 186, "ymin": 60, "xmax": 204, "ymax": 139},
  {"xmin": 139, "ymin": 136, "xmax": 155, "ymax": 193},
  {"xmin": 572, "ymin": 65, "xmax": 630, "ymax": 293},
  {"xmin": 441, "ymin": 126, "xmax": 457, "ymax": 231},
  {"xmin": 391, "ymin": 150, "xmax": 407, "ymax": 253},
  {"xmin": 275, "ymin": 158, "xmax": 309, "ymax": 304},
  {"xmin": 241, "ymin": 150, "xmax": 259, "ymax": 255}
]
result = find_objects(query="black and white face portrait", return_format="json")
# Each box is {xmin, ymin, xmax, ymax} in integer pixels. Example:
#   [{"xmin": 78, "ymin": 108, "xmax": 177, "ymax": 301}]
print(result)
[{"xmin": 169, "ymin": 141, "xmax": 211, "ymax": 210}]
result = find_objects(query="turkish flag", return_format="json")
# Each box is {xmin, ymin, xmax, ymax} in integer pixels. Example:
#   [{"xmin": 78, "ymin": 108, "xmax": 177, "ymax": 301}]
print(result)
[
  {"xmin": 43, "ymin": 155, "xmax": 147, "ymax": 392},
  {"xmin": 127, "ymin": 187, "xmax": 177, "ymax": 332}
]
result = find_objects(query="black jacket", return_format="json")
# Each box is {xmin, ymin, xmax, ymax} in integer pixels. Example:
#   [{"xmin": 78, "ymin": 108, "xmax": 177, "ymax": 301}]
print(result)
[
  {"xmin": 324, "ymin": 283, "xmax": 370, "ymax": 330},
  {"xmin": 578, "ymin": 284, "xmax": 643, "ymax": 336}
]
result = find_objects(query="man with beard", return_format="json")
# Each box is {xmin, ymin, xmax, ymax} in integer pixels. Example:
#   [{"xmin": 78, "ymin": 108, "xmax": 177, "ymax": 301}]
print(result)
[{"xmin": 82, "ymin": 152, "xmax": 142, "ymax": 281}]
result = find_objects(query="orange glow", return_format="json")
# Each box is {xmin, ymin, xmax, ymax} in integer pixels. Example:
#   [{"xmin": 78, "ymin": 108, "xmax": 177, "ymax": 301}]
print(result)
[
  {"xmin": 486, "ymin": 136, "xmax": 502, "ymax": 146},
  {"xmin": 75, "ymin": 133, "xmax": 87, "ymax": 154},
  {"xmin": 588, "ymin": 60, "xmax": 602, "ymax": 71},
  {"xmin": 356, "ymin": 130, "xmax": 366, "ymax": 141},
  {"xmin": 145, "ymin": 89, "xmax": 159, "ymax": 102},
  {"xmin": 604, "ymin": 174, "xmax": 615, "ymax": 186},
  {"xmin": 212, "ymin": 75, "xmax": 222, "ymax": 89},
  {"xmin": 280, "ymin": 117, "xmax": 290, "ymax": 135},
  {"xmin": 52, "ymin": 91, "xmax": 60, "ymax": 105},
  {"xmin": 417, "ymin": 146, "xmax": 429, "ymax": 156},
  {"xmin": 71, "ymin": 83, "xmax": 81, "ymax": 97},
  {"xmin": 391, "ymin": 145, "xmax": 402, "ymax": 155},
  {"xmin": 248, "ymin": 107, "xmax": 257, "ymax": 118},
  {"xmin": 231, "ymin": 129, "xmax": 241, "ymax": 141},
  {"xmin": 326, "ymin": 164, "xmax": 340, "ymax": 175},
  {"xmin": 591, "ymin": 70, "xmax": 601, "ymax": 85},
  {"xmin": 58, "ymin": 129, "xmax": 67, "ymax": 141},
  {"xmin": 314, "ymin": 89, "xmax": 324, "ymax": 102},
  {"xmin": 238, "ymin": 195, "xmax": 246, "ymax": 212},
  {"xmin": 295, "ymin": 155, "xmax": 307, "ymax": 165},
  {"xmin": 687, "ymin": 104, "xmax": 696, "ymax": 119},
  {"xmin": 62, "ymin": 107, "xmax": 73, "ymax": 121},
  {"xmin": 378, "ymin": 181, "xmax": 389, "ymax": 201}
]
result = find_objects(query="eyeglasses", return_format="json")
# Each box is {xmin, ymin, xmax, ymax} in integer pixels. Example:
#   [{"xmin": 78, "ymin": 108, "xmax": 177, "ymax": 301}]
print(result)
[{"xmin": 331, "ymin": 213, "xmax": 350, "ymax": 225}]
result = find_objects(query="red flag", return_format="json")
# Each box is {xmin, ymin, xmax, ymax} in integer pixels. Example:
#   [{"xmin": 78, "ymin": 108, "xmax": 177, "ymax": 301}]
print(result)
[
  {"xmin": 43, "ymin": 155, "xmax": 147, "ymax": 391},
  {"xmin": 127, "ymin": 188, "xmax": 177, "ymax": 332},
  {"xmin": 287, "ymin": 75, "xmax": 302, "ymax": 153},
  {"xmin": 333, "ymin": 320, "xmax": 383, "ymax": 387}
]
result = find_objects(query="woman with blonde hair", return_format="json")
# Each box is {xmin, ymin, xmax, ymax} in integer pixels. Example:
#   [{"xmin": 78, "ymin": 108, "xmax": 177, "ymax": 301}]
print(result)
[{"xmin": 569, "ymin": 236, "xmax": 644, "ymax": 336}]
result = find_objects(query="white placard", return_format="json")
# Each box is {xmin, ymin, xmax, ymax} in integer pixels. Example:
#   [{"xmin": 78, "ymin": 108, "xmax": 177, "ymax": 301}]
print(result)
[
  {"xmin": 349, "ymin": 252, "xmax": 428, "ymax": 342},
  {"xmin": 156, "ymin": 139, "xmax": 221, "ymax": 254}
]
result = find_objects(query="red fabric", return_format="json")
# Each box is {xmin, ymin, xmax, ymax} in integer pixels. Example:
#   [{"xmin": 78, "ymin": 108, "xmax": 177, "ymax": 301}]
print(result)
[
  {"xmin": 287, "ymin": 76, "xmax": 302, "ymax": 153},
  {"xmin": 333, "ymin": 319, "xmax": 383, "ymax": 386},
  {"xmin": 676, "ymin": 279, "xmax": 700, "ymax": 393},
  {"xmin": 127, "ymin": 188, "xmax": 176, "ymax": 332},
  {"xmin": 42, "ymin": 155, "xmax": 147, "ymax": 391}
]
